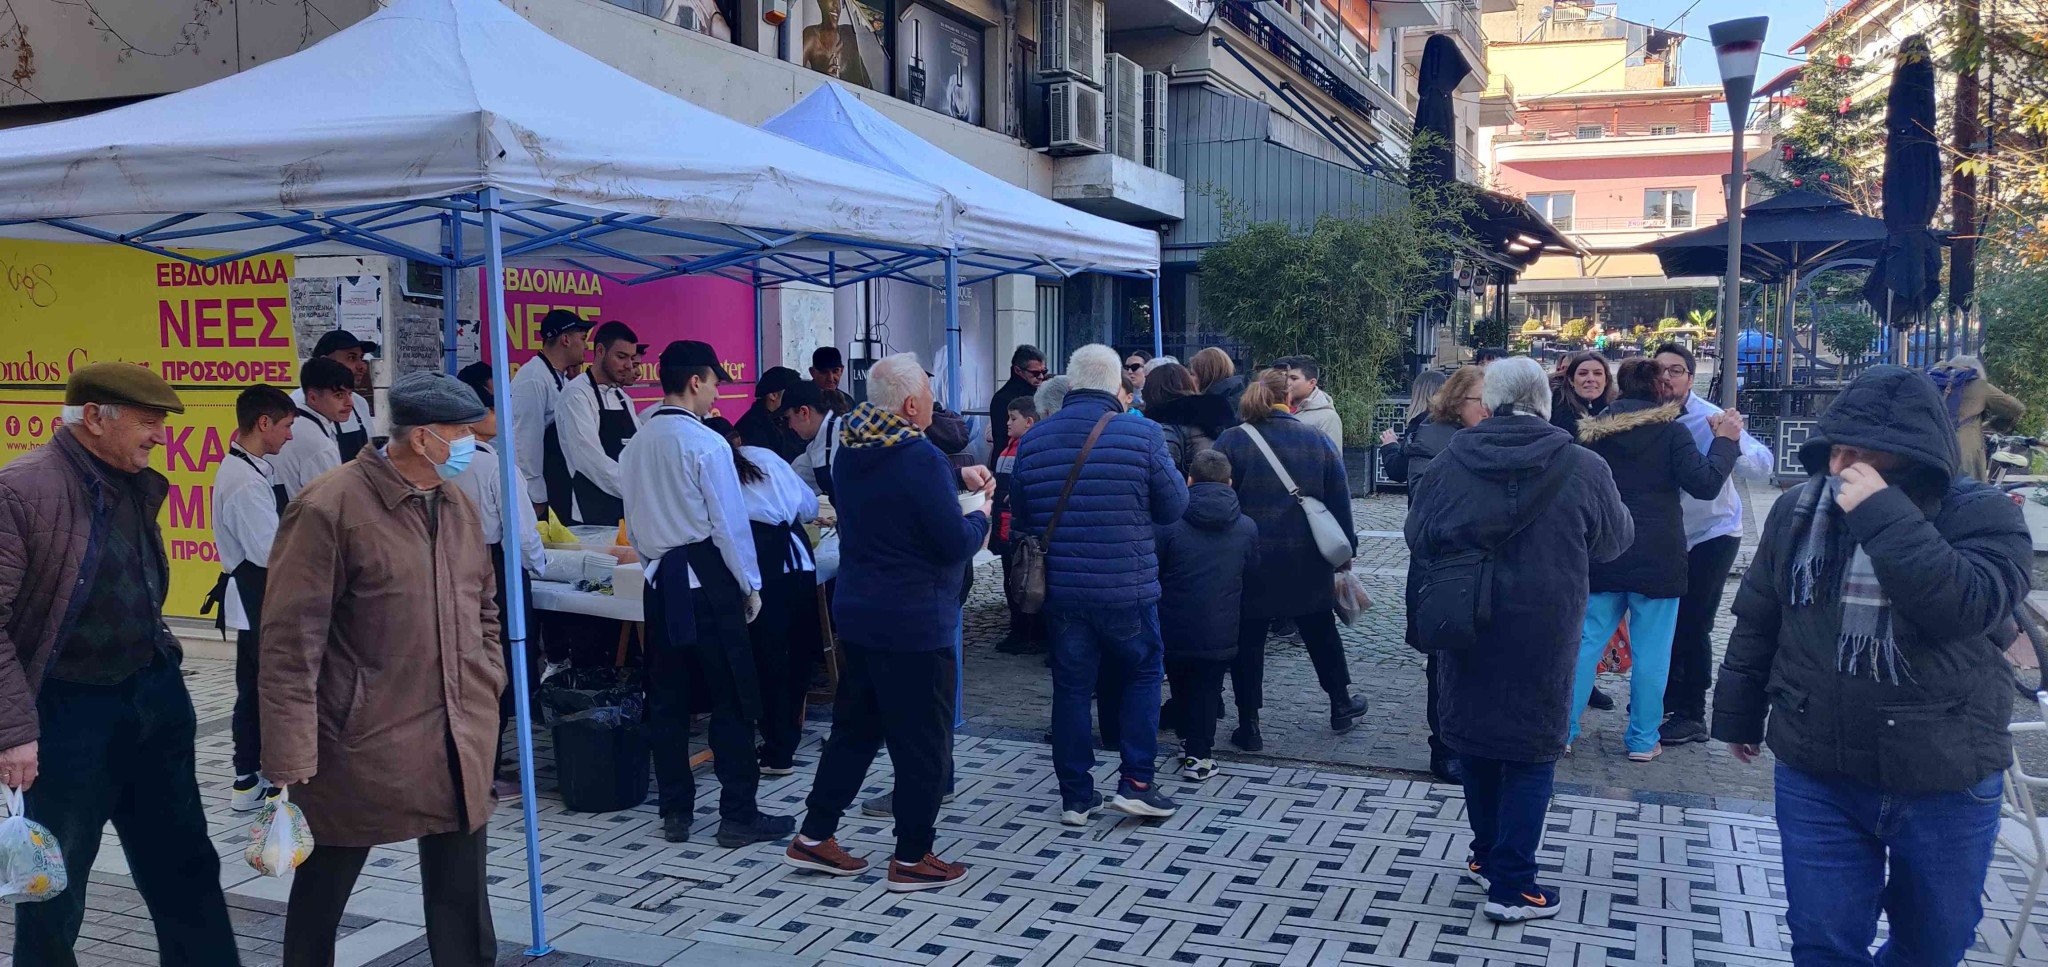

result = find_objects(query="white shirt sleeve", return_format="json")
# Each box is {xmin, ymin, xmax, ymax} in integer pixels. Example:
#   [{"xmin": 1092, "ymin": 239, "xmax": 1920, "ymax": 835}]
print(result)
[
  {"xmin": 510, "ymin": 369, "xmax": 550, "ymax": 501},
  {"xmin": 217, "ymin": 477, "xmax": 281, "ymax": 569},
  {"xmin": 558, "ymin": 382, "xmax": 629, "ymax": 498},
  {"xmin": 1736, "ymin": 429, "xmax": 1775, "ymax": 480},
  {"xmin": 271, "ymin": 432, "xmax": 340, "ymax": 499},
  {"xmin": 696, "ymin": 446, "xmax": 762, "ymax": 593}
]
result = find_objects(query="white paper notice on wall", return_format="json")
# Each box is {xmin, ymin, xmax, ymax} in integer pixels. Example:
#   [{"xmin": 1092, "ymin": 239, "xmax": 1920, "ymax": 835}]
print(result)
[{"xmin": 335, "ymin": 276, "xmax": 384, "ymax": 343}]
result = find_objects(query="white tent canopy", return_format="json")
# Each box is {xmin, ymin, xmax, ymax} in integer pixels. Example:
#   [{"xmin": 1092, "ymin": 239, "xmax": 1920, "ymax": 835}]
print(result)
[
  {"xmin": 0, "ymin": 0, "xmax": 953, "ymax": 268},
  {"xmin": 761, "ymin": 83, "xmax": 1160, "ymax": 275}
]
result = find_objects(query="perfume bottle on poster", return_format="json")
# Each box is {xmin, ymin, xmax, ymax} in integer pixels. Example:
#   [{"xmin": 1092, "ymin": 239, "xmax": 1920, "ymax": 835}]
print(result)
[{"xmin": 906, "ymin": 17, "xmax": 928, "ymax": 108}]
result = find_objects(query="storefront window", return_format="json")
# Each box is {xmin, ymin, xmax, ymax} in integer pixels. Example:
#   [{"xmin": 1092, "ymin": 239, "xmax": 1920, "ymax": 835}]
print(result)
[{"xmin": 896, "ymin": 4, "xmax": 984, "ymax": 125}]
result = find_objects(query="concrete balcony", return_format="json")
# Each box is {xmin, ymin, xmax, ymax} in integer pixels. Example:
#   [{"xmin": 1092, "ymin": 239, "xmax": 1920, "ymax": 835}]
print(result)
[
  {"xmin": 1493, "ymin": 129, "xmax": 1758, "ymax": 165},
  {"xmin": 1401, "ymin": 2, "xmax": 1488, "ymax": 94},
  {"xmin": 1051, "ymin": 153, "xmax": 1186, "ymax": 224},
  {"xmin": 1107, "ymin": 0, "xmax": 1210, "ymax": 34},
  {"xmin": 1478, "ymin": 74, "xmax": 1516, "ymax": 127}
]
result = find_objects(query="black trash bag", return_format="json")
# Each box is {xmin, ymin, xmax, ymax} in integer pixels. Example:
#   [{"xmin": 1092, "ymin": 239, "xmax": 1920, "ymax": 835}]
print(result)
[
  {"xmin": 551, "ymin": 706, "xmax": 650, "ymax": 814},
  {"xmin": 538, "ymin": 667, "xmax": 642, "ymax": 717}
]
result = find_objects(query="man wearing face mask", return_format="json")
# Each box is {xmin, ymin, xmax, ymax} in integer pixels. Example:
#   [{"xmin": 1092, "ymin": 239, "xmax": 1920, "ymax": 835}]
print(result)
[
  {"xmin": 261, "ymin": 372, "xmax": 504, "ymax": 966},
  {"xmin": 1713, "ymin": 365, "xmax": 2032, "ymax": 963}
]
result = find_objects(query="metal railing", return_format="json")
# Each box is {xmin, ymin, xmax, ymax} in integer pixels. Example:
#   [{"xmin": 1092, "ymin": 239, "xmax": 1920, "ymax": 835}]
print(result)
[
  {"xmin": 1440, "ymin": 1, "xmax": 1486, "ymax": 67},
  {"xmin": 1564, "ymin": 214, "xmax": 1699, "ymax": 232}
]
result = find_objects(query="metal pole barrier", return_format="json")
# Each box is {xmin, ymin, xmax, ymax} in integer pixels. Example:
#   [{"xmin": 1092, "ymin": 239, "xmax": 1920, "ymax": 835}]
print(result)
[
  {"xmin": 480, "ymin": 187, "xmax": 552, "ymax": 956},
  {"xmin": 1150, "ymin": 272, "xmax": 1164, "ymax": 359},
  {"xmin": 1719, "ymin": 121, "xmax": 1747, "ymax": 408},
  {"xmin": 442, "ymin": 212, "xmax": 463, "ymax": 376}
]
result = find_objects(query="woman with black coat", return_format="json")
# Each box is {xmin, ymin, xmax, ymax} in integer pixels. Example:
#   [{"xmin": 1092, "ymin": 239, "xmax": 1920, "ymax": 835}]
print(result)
[
  {"xmin": 1549, "ymin": 350, "xmax": 1615, "ymax": 440},
  {"xmin": 1144, "ymin": 362, "xmax": 1235, "ymax": 474},
  {"xmin": 1215, "ymin": 368, "xmax": 1365, "ymax": 751},
  {"xmin": 1565, "ymin": 357, "xmax": 1743, "ymax": 762},
  {"xmin": 1191, "ymin": 347, "xmax": 1248, "ymax": 429}
]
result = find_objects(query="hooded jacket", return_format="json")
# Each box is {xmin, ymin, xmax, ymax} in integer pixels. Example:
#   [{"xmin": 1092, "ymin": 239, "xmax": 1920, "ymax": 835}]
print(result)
[
  {"xmin": 1712, "ymin": 366, "xmax": 2032, "ymax": 794},
  {"xmin": 1146, "ymin": 392, "xmax": 1236, "ymax": 474},
  {"xmin": 1155, "ymin": 482, "xmax": 1261, "ymax": 661},
  {"xmin": 1577, "ymin": 398, "xmax": 1739, "ymax": 598},
  {"xmin": 1407, "ymin": 415, "xmax": 1633, "ymax": 762},
  {"xmin": 1294, "ymin": 388, "xmax": 1344, "ymax": 452}
]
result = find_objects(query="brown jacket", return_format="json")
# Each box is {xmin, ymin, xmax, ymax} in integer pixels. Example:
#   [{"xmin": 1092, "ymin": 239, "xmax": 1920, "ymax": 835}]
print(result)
[
  {"xmin": 0, "ymin": 429, "xmax": 174, "ymax": 751},
  {"xmin": 260, "ymin": 446, "xmax": 503, "ymax": 848}
]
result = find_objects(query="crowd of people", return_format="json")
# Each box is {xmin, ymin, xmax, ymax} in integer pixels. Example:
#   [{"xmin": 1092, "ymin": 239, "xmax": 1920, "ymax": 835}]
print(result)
[{"xmin": 0, "ymin": 325, "xmax": 2032, "ymax": 963}]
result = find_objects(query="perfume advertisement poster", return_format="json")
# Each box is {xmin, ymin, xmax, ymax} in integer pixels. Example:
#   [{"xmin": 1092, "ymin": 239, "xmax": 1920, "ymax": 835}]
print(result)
[
  {"xmin": 798, "ymin": 0, "xmax": 892, "ymax": 92},
  {"xmin": 895, "ymin": 4, "xmax": 982, "ymax": 125}
]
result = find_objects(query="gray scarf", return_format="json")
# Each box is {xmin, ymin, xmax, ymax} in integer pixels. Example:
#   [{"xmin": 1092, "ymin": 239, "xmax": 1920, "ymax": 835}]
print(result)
[{"xmin": 1789, "ymin": 476, "xmax": 1910, "ymax": 684}]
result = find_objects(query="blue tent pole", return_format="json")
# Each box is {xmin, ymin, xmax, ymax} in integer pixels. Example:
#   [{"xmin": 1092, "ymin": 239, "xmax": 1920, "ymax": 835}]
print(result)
[
  {"xmin": 944, "ymin": 249, "xmax": 965, "ymax": 729},
  {"xmin": 441, "ymin": 212, "xmax": 463, "ymax": 375},
  {"xmin": 480, "ymin": 187, "xmax": 552, "ymax": 957},
  {"xmin": 1149, "ymin": 272, "xmax": 1163, "ymax": 359}
]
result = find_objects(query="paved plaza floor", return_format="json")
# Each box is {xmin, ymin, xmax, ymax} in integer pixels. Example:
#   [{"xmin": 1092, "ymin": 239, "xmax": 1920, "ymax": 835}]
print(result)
[{"xmin": 3, "ymin": 478, "xmax": 2046, "ymax": 965}]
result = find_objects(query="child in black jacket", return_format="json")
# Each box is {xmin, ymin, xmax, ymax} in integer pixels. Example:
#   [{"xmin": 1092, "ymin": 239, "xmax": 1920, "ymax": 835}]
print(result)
[
  {"xmin": 1154, "ymin": 449, "xmax": 1261, "ymax": 781},
  {"xmin": 993, "ymin": 396, "xmax": 1043, "ymax": 654}
]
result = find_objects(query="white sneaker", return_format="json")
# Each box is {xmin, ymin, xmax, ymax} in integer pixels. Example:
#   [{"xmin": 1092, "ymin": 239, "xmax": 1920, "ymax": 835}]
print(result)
[
  {"xmin": 230, "ymin": 775, "xmax": 279, "ymax": 813},
  {"xmin": 1179, "ymin": 756, "xmax": 1218, "ymax": 782},
  {"xmin": 1060, "ymin": 793, "xmax": 1103, "ymax": 826}
]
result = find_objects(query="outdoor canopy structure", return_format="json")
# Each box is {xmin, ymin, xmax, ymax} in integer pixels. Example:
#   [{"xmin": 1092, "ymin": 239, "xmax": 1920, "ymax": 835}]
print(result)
[{"xmin": 0, "ymin": 0, "xmax": 1159, "ymax": 953}]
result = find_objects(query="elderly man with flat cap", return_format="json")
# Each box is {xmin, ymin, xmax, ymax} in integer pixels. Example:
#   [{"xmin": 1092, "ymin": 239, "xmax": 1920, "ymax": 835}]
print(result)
[
  {"xmin": 262, "ymin": 371, "xmax": 505, "ymax": 966},
  {"xmin": 0, "ymin": 362, "xmax": 238, "ymax": 965}
]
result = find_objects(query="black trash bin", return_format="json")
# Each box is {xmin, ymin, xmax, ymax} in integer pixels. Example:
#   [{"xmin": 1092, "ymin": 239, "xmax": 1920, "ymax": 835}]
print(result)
[{"xmin": 551, "ymin": 706, "xmax": 650, "ymax": 813}]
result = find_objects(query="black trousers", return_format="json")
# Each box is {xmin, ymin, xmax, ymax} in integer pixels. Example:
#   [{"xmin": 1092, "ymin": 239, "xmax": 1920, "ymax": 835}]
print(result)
[
  {"xmin": 802, "ymin": 645, "xmax": 955, "ymax": 863},
  {"xmin": 996, "ymin": 554, "xmax": 1045, "ymax": 643},
  {"xmin": 645, "ymin": 582, "xmax": 761, "ymax": 825},
  {"xmin": 18, "ymin": 653, "xmax": 237, "ymax": 967},
  {"xmin": 1232, "ymin": 608, "xmax": 1350, "ymax": 714},
  {"xmin": 1425, "ymin": 653, "xmax": 1450, "ymax": 761},
  {"xmin": 1666, "ymin": 535, "xmax": 1741, "ymax": 723},
  {"xmin": 282, "ymin": 825, "xmax": 494, "ymax": 967},
  {"xmin": 754, "ymin": 566, "xmax": 822, "ymax": 770},
  {"xmin": 232, "ymin": 628, "xmax": 262, "ymax": 777},
  {"xmin": 1166, "ymin": 657, "xmax": 1228, "ymax": 759}
]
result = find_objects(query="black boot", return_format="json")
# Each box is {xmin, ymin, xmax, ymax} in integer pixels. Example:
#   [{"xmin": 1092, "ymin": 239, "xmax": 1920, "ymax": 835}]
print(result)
[
  {"xmin": 1329, "ymin": 694, "xmax": 1369, "ymax": 733},
  {"xmin": 1231, "ymin": 710, "xmax": 1264, "ymax": 752},
  {"xmin": 662, "ymin": 814, "xmax": 692, "ymax": 843}
]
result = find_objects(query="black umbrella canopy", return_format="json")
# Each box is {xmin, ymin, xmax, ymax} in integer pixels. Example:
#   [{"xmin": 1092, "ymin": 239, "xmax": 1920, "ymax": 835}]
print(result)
[
  {"xmin": 1639, "ymin": 188, "xmax": 1890, "ymax": 282},
  {"xmin": 1410, "ymin": 34, "xmax": 1470, "ymax": 192},
  {"xmin": 1864, "ymin": 34, "xmax": 1943, "ymax": 327}
]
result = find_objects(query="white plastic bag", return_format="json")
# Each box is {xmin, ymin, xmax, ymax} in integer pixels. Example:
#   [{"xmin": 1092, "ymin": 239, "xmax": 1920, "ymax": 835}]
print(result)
[
  {"xmin": 244, "ymin": 787, "xmax": 314, "ymax": 877},
  {"xmin": 0, "ymin": 787, "xmax": 66, "ymax": 903},
  {"xmin": 1334, "ymin": 570, "xmax": 1374, "ymax": 626}
]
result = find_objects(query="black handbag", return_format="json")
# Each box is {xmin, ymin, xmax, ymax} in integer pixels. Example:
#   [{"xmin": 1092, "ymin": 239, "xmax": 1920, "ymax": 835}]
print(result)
[
  {"xmin": 1004, "ymin": 412, "xmax": 1114, "ymax": 615},
  {"xmin": 1411, "ymin": 462, "xmax": 1570, "ymax": 653}
]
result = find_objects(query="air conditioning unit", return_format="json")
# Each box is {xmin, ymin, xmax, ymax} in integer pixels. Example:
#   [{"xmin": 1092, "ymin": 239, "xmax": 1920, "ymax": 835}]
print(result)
[
  {"xmin": 1038, "ymin": 0, "xmax": 1104, "ymax": 86},
  {"xmin": 1141, "ymin": 71, "xmax": 1169, "ymax": 169},
  {"xmin": 1104, "ymin": 54, "xmax": 1142, "ymax": 163},
  {"xmin": 1048, "ymin": 80, "xmax": 1106, "ymax": 155}
]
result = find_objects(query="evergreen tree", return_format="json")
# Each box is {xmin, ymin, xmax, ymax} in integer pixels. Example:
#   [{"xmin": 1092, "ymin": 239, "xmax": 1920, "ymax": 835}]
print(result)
[{"xmin": 1755, "ymin": 28, "xmax": 1884, "ymax": 214}]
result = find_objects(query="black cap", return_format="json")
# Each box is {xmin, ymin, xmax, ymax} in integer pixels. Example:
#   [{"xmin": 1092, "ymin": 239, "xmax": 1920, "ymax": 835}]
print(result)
[
  {"xmin": 756, "ymin": 366, "xmax": 802, "ymax": 399},
  {"xmin": 780, "ymin": 379, "xmax": 825, "ymax": 413},
  {"xmin": 591, "ymin": 320, "xmax": 646, "ymax": 355},
  {"xmin": 658, "ymin": 340, "xmax": 726, "ymax": 382},
  {"xmin": 703, "ymin": 415, "xmax": 737, "ymax": 438},
  {"xmin": 538, "ymin": 309, "xmax": 595, "ymax": 341},
  {"xmin": 812, "ymin": 346, "xmax": 844, "ymax": 371},
  {"xmin": 311, "ymin": 329, "xmax": 380, "ymax": 359}
]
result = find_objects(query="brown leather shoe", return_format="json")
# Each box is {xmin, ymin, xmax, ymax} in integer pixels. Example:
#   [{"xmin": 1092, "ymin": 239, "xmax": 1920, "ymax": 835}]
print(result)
[
  {"xmin": 886, "ymin": 853, "xmax": 966, "ymax": 893},
  {"xmin": 783, "ymin": 838, "xmax": 868, "ymax": 877}
]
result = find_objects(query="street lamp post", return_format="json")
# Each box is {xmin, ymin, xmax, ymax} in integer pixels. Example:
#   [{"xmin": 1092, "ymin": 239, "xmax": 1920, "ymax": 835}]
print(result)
[{"xmin": 1710, "ymin": 16, "xmax": 1768, "ymax": 410}]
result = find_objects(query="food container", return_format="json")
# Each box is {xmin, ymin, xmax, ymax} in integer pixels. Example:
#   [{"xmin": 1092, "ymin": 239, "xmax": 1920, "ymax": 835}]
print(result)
[
  {"xmin": 611, "ymin": 562, "xmax": 645, "ymax": 601},
  {"xmin": 957, "ymin": 491, "xmax": 986, "ymax": 516}
]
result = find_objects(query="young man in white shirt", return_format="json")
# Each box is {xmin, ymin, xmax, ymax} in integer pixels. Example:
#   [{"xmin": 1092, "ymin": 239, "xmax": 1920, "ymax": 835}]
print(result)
[
  {"xmin": 272, "ymin": 357, "xmax": 359, "ymax": 499},
  {"xmin": 291, "ymin": 329, "xmax": 379, "ymax": 463},
  {"xmin": 557, "ymin": 321, "xmax": 644, "ymax": 527},
  {"xmin": 208, "ymin": 384, "xmax": 297, "ymax": 811},
  {"xmin": 621, "ymin": 340, "xmax": 789, "ymax": 847},
  {"xmin": 510, "ymin": 310, "xmax": 594, "ymax": 524}
]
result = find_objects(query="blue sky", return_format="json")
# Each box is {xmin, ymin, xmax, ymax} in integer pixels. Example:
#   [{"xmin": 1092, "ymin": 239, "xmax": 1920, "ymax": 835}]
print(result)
[{"xmin": 1620, "ymin": 0, "xmax": 1837, "ymax": 86}]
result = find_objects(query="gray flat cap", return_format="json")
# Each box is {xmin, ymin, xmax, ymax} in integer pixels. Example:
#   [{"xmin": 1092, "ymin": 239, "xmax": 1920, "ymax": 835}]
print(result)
[{"xmin": 390, "ymin": 371, "xmax": 488, "ymax": 426}]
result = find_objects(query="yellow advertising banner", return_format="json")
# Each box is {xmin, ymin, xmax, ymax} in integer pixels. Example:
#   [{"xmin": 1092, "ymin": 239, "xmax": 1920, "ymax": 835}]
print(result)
[{"xmin": 0, "ymin": 239, "xmax": 299, "ymax": 620}]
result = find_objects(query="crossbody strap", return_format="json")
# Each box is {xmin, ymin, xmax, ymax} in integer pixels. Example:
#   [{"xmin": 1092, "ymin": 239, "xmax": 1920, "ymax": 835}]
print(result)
[
  {"xmin": 1488, "ymin": 461, "xmax": 1572, "ymax": 554},
  {"xmin": 1240, "ymin": 424, "xmax": 1301, "ymax": 497},
  {"xmin": 1044, "ymin": 413, "xmax": 1116, "ymax": 546}
]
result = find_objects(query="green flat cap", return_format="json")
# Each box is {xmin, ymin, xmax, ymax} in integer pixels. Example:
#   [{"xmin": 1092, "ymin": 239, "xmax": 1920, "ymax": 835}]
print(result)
[{"xmin": 64, "ymin": 362, "xmax": 185, "ymax": 414}]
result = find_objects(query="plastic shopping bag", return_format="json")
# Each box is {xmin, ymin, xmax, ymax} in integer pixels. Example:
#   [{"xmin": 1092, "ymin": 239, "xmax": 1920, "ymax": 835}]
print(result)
[
  {"xmin": 0, "ymin": 787, "xmax": 66, "ymax": 903},
  {"xmin": 1598, "ymin": 617, "xmax": 1633, "ymax": 674},
  {"xmin": 1334, "ymin": 570, "xmax": 1375, "ymax": 626},
  {"xmin": 244, "ymin": 788, "xmax": 315, "ymax": 877}
]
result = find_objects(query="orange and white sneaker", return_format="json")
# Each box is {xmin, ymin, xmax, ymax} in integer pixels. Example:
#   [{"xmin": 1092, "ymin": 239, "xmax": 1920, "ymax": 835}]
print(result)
[
  {"xmin": 784, "ymin": 837, "xmax": 869, "ymax": 877},
  {"xmin": 1484, "ymin": 885, "xmax": 1562, "ymax": 923},
  {"xmin": 886, "ymin": 853, "xmax": 967, "ymax": 893}
]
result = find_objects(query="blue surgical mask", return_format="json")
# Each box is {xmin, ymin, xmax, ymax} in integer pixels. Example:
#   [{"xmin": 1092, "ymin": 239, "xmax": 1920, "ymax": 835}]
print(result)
[{"xmin": 428, "ymin": 429, "xmax": 476, "ymax": 481}]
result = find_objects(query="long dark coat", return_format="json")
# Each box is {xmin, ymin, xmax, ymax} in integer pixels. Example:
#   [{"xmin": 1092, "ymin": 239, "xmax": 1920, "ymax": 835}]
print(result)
[{"xmin": 1214, "ymin": 411, "xmax": 1355, "ymax": 619}]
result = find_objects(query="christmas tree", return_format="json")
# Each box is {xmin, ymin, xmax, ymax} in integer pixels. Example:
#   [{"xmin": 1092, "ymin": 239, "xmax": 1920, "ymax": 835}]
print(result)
[{"xmin": 1755, "ymin": 28, "xmax": 1884, "ymax": 214}]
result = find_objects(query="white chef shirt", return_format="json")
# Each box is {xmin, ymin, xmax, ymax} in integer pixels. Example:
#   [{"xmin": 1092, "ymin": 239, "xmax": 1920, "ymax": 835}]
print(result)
[
  {"xmin": 557, "ymin": 372, "xmax": 644, "ymax": 510},
  {"xmin": 620, "ymin": 405, "xmax": 760, "ymax": 592},
  {"xmin": 211, "ymin": 444, "xmax": 282, "ymax": 632},
  {"xmin": 736, "ymin": 444, "xmax": 820, "ymax": 573},
  {"xmin": 1678, "ymin": 392, "xmax": 1776, "ymax": 549},
  {"xmin": 270, "ymin": 403, "xmax": 342, "ymax": 499},
  {"xmin": 791, "ymin": 411, "xmax": 845, "ymax": 495},
  {"xmin": 288, "ymin": 387, "xmax": 372, "ymax": 453},
  {"xmin": 510, "ymin": 356, "xmax": 570, "ymax": 505},
  {"xmin": 451, "ymin": 441, "xmax": 548, "ymax": 577}
]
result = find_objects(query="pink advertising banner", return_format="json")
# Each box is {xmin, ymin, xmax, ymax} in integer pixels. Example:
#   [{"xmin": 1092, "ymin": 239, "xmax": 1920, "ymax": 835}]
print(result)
[{"xmin": 481, "ymin": 265, "xmax": 759, "ymax": 421}]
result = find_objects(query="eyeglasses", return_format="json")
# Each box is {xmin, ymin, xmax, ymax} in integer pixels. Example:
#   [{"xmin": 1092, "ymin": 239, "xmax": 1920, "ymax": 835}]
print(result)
[
  {"xmin": 1656, "ymin": 365, "xmax": 1690, "ymax": 377},
  {"xmin": 1024, "ymin": 367, "xmax": 1049, "ymax": 380},
  {"xmin": 1124, "ymin": 363, "xmax": 1144, "ymax": 372}
]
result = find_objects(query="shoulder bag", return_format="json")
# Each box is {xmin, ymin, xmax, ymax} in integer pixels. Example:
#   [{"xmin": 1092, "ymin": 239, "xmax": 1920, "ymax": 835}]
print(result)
[
  {"xmin": 1004, "ymin": 412, "xmax": 1115, "ymax": 615},
  {"xmin": 1411, "ymin": 461, "xmax": 1571, "ymax": 653},
  {"xmin": 1241, "ymin": 423, "xmax": 1353, "ymax": 568}
]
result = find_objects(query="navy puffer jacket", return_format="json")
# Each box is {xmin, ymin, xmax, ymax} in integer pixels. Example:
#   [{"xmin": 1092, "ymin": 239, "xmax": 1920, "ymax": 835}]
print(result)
[{"xmin": 1014, "ymin": 390, "xmax": 1189, "ymax": 612}]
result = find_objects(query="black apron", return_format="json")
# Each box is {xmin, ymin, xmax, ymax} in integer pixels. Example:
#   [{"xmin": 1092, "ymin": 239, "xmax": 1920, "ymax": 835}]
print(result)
[
  {"xmin": 814, "ymin": 414, "xmax": 841, "ymax": 500},
  {"xmin": 569, "ymin": 380, "xmax": 638, "ymax": 528},
  {"xmin": 334, "ymin": 402, "xmax": 369, "ymax": 464},
  {"xmin": 202, "ymin": 448, "xmax": 287, "ymax": 635},
  {"xmin": 649, "ymin": 540, "xmax": 763, "ymax": 723},
  {"xmin": 539, "ymin": 363, "xmax": 576, "ymax": 525}
]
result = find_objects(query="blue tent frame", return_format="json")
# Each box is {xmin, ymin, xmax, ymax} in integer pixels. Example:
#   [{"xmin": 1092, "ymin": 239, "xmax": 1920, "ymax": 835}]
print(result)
[{"xmin": 5, "ymin": 186, "xmax": 1159, "ymax": 955}]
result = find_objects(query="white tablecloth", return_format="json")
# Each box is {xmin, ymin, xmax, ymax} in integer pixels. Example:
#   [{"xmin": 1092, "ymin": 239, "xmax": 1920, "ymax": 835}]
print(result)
[{"xmin": 531, "ymin": 581, "xmax": 643, "ymax": 622}]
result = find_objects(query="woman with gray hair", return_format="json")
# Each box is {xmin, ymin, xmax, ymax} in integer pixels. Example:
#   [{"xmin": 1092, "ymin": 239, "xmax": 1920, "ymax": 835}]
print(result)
[
  {"xmin": 1929, "ymin": 354, "xmax": 2025, "ymax": 481},
  {"xmin": 1404, "ymin": 355, "xmax": 1632, "ymax": 923}
]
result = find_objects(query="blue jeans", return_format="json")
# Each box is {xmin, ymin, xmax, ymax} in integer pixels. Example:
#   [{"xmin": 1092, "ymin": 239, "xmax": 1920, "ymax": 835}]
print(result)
[
  {"xmin": 1569, "ymin": 592, "xmax": 1680, "ymax": 754},
  {"xmin": 1775, "ymin": 763, "xmax": 2004, "ymax": 966},
  {"xmin": 1462, "ymin": 756, "xmax": 1556, "ymax": 901},
  {"xmin": 1047, "ymin": 605, "xmax": 1163, "ymax": 805}
]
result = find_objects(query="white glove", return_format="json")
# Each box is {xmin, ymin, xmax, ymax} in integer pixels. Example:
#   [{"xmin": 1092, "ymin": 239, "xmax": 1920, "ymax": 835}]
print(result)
[{"xmin": 744, "ymin": 591, "xmax": 763, "ymax": 624}]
